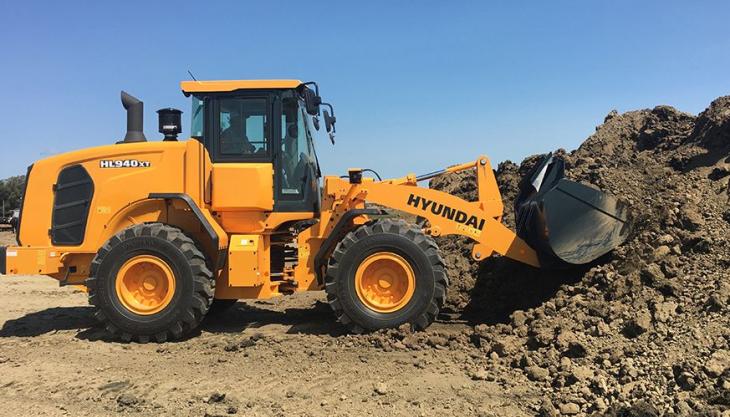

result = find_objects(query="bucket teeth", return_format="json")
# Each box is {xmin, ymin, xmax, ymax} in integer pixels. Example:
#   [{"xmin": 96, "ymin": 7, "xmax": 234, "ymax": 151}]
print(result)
[{"xmin": 515, "ymin": 154, "xmax": 630, "ymax": 267}]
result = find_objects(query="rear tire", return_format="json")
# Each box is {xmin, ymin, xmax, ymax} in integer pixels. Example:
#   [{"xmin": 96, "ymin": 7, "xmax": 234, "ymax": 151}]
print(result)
[
  {"xmin": 325, "ymin": 218, "xmax": 447, "ymax": 333},
  {"xmin": 86, "ymin": 223, "xmax": 214, "ymax": 342}
]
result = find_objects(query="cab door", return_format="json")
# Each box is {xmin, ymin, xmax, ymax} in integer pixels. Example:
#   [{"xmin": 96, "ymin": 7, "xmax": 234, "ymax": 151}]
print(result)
[{"xmin": 207, "ymin": 94, "xmax": 274, "ymax": 212}]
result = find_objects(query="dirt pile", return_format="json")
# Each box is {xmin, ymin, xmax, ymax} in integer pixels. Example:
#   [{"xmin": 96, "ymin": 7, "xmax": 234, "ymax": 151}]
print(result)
[{"xmin": 427, "ymin": 97, "xmax": 730, "ymax": 415}]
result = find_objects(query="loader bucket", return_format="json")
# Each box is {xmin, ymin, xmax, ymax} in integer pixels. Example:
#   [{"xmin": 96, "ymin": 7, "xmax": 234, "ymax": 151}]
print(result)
[{"xmin": 514, "ymin": 154, "xmax": 630, "ymax": 267}]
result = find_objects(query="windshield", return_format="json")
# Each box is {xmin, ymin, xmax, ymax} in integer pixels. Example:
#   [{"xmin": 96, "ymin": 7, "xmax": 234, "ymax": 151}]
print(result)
[
  {"xmin": 280, "ymin": 94, "xmax": 320, "ymax": 194},
  {"xmin": 303, "ymin": 110, "xmax": 321, "ymax": 177},
  {"xmin": 191, "ymin": 96, "xmax": 204, "ymax": 139}
]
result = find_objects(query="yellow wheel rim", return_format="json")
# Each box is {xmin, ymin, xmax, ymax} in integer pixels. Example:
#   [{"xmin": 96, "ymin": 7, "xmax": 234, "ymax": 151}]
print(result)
[
  {"xmin": 355, "ymin": 252, "xmax": 416, "ymax": 313},
  {"xmin": 115, "ymin": 255, "xmax": 176, "ymax": 315}
]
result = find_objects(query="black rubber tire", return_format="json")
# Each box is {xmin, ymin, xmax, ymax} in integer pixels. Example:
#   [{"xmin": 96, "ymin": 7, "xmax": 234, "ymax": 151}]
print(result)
[
  {"xmin": 325, "ymin": 218, "xmax": 448, "ymax": 333},
  {"xmin": 208, "ymin": 299, "xmax": 238, "ymax": 316},
  {"xmin": 86, "ymin": 223, "xmax": 214, "ymax": 343}
]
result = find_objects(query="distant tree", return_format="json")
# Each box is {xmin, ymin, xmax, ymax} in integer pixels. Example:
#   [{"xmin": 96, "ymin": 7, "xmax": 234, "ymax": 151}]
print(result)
[{"xmin": 0, "ymin": 175, "xmax": 26, "ymax": 213}]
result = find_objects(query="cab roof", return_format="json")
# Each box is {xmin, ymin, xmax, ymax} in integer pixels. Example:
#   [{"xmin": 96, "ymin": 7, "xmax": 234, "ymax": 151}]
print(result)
[{"xmin": 180, "ymin": 79, "xmax": 303, "ymax": 94}]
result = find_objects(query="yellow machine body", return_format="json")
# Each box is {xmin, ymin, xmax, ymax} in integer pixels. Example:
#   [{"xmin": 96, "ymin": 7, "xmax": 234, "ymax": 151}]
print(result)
[
  {"xmin": 227, "ymin": 234, "xmax": 266, "ymax": 287},
  {"xmin": 211, "ymin": 164, "xmax": 273, "ymax": 211},
  {"xmin": 3, "ymin": 141, "xmax": 535, "ymax": 297},
  {"xmin": 7, "ymin": 140, "xmax": 220, "ymax": 279}
]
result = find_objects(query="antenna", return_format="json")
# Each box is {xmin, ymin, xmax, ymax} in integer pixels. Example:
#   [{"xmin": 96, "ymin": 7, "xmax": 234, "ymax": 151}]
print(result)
[{"xmin": 187, "ymin": 70, "xmax": 198, "ymax": 82}]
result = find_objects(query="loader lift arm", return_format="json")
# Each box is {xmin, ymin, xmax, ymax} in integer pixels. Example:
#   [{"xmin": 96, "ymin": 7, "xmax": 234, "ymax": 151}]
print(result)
[{"xmin": 323, "ymin": 156, "xmax": 540, "ymax": 268}]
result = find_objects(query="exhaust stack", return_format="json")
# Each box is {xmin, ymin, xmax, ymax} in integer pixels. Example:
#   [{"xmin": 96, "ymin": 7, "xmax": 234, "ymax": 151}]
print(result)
[{"xmin": 121, "ymin": 91, "xmax": 147, "ymax": 143}]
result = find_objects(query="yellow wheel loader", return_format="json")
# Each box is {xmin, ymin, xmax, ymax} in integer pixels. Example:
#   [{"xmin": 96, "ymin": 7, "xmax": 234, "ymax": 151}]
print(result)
[{"xmin": 0, "ymin": 80, "xmax": 629, "ymax": 342}]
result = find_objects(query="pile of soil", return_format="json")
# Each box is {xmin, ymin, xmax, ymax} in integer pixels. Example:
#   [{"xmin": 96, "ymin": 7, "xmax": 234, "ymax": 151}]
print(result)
[{"xmin": 423, "ymin": 97, "xmax": 730, "ymax": 415}]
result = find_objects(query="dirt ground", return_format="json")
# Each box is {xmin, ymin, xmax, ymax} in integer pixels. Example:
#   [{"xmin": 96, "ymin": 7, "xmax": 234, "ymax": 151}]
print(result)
[{"xmin": 0, "ymin": 229, "xmax": 540, "ymax": 417}]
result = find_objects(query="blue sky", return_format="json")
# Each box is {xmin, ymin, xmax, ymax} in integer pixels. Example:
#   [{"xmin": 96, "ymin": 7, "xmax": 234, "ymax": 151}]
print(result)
[{"xmin": 1, "ymin": 1, "xmax": 729, "ymax": 179}]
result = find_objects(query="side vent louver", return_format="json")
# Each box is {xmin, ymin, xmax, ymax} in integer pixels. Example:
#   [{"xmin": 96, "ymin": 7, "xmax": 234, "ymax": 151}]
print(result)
[{"xmin": 51, "ymin": 165, "xmax": 94, "ymax": 245}]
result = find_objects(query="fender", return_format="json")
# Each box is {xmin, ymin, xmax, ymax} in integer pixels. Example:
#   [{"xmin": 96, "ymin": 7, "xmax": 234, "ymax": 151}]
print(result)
[
  {"xmin": 148, "ymin": 193, "xmax": 218, "ymax": 249},
  {"xmin": 312, "ymin": 208, "xmax": 385, "ymax": 285},
  {"xmin": 148, "ymin": 193, "xmax": 228, "ymax": 269}
]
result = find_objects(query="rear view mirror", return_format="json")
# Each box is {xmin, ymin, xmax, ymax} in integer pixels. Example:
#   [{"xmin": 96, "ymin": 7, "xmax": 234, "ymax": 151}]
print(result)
[
  {"xmin": 322, "ymin": 103, "xmax": 336, "ymax": 144},
  {"xmin": 301, "ymin": 82, "xmax": 322, "ymax": 116}
]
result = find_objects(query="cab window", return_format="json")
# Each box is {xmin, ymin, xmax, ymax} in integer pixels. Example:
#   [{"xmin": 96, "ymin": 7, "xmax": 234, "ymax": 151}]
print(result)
[
  {"xmin": 191, "ymin": 96, "xmax": 204, "ymax": 139},
  {"xmin": 217, "ymin": 98, "xmax": 269, "ymax": 158}
]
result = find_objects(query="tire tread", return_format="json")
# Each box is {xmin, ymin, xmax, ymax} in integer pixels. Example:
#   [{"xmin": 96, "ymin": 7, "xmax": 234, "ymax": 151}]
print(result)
[
  {"xmin": 324, "ymin": 218, "xmax": 447, "ymax": 333},
  {"xmin": 86, "ymin": 223, "xmax": 214, "ymax": 343}
]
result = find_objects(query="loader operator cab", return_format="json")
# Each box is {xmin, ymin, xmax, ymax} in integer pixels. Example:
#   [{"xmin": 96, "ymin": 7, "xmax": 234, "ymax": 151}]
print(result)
[{"xmin": 184, "ymin": 80, "xmax": 326, "ymax": 213}]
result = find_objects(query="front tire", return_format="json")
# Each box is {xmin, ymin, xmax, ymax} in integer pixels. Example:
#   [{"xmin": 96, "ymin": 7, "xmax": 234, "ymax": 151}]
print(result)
[
  {"xmin": 325, "ymin": 218, "xmax": 447, "ymax": 333},
  {"xmin": 86, "ymin": 223, "xmax": 214, "ymax": 342}
]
